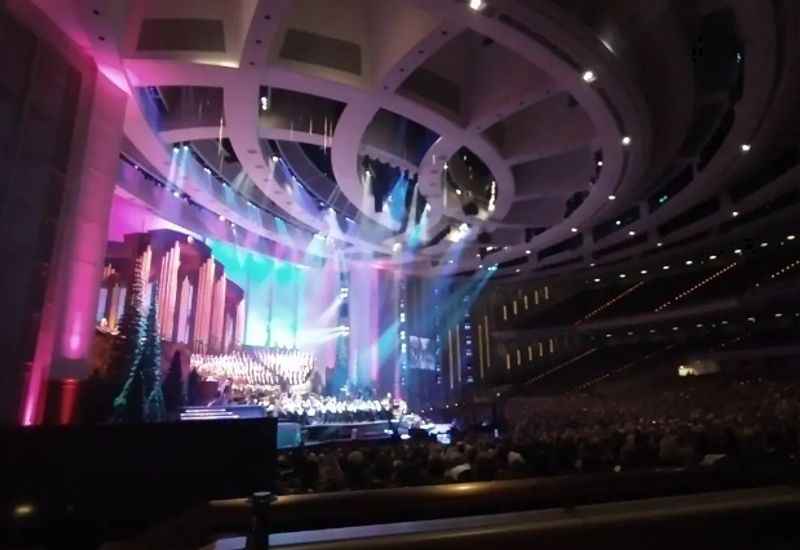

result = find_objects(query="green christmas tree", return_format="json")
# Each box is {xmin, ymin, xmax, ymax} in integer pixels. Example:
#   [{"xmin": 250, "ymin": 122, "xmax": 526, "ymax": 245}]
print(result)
[
  {"xmin": 113, "ymin": 270, "xmax": 166, "ymax": 423},
  {"xmin": 140, "ymin": 282, "xmax": 166, "ymax": 422},
  {"xmin": 107, "ymin": 258, "xmax": 145, "ymax": 394}
]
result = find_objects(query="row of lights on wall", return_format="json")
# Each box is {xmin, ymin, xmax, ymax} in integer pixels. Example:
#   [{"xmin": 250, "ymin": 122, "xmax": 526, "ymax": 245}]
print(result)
[
  {"xmin": 653, "ymin": 262, "xmax": 738, "ymax": 312},
  {"xmin": 597, "ymin": 312, "xmax": 796, "ymax": 341},
  {"xmin": 591, "ymin": 232, "xmax": 796, "ymax": 283}
]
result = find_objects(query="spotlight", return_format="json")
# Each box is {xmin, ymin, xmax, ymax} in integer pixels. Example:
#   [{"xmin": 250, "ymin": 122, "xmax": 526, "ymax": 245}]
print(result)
[
  {"xmin": 685, "ymin": 260, "xmax": 693, "ymax": 265},
  {"xmin": 597, "ymin": 160, "xmax": 603, "ymax": 167},
  {"xmin": 619, "ymin": 273, "xmax": 626, "ymax": 278},
  {"xmin": 271, "ymin": 155, "xmax": 280, "ymax": 163},
  {"xmin": 621, "ymin": 136, "xmax": 631, "ymax": 146},
  {"xmin": 788, "ymin": 235, "xmax": 796, "ymax": 241},
  {"xmin": 593, "ymin": 278, "xmax": 601, "ymax": 283},
  {"xmin": 640, "ymin": 269, "xmax": 647, "ymax": 274},
  {"xmin": 581, "ymin": 70, "xmax": 597, "ymax": 83},
  {"xmin": 571, "ymin": 227, "xmax": 578, "ymax": 233},
  {"xmin": 628, "ymin": 230, "xmax": 636, "ymax": 236},
  {"xmin": 525, "ymin": 249, "xmax": 531, "ymax": 255},
  {"xmin": 469, "ymin": 0, "xmax": 484, "ymax": 10},
  {"xmin": 182, "ymin": 144, "xmax": 189, "ymax": 151},
  {"xmin": 740, "ymin": 143, "xmax": 751, "ymax": 153},
  {"xmin": 734, "ymin": 248, "xmax": 742, "ymax": 255},
  {"xmin": 657, "ymin": 242, "xmax": 663, "ymax": 247},
  {"xmin": 443, "ymin": 162, "xmax": 448, "ymax": 170},
  {"xmin": 709, "ymin": 254, "xmax": 717, "ymax": 260},
  {"xmin": 662, "ymin": 265, "xmax": 670, "ymax": 270},
  {"xmin": 260, "ymin": 96, "xmax": 269, "ymax": 111},
  {"xmin": 172, "ymin": 145, "xmax": 180, "ymax": 153},
  {"xmin": 760, "ymin": 242, "xmax": 768, "ymax": 248},
  {"xmin": 455, "ymin": 188, "xmax": 462, "ymax": 195},
  {"xmin": 203, "ymin": 167, "xmax": 211, "ymax": 174},
  {"xmin": 732, "ymin": 211, "xmax": 739, "ymax": 217},
  {"xmin": 608, "ymin": 194, "xmax": 616, "ymax": 201},
  {"xmin": 615, "ymin": 220, "xmax": 621, "ymax": 226}
]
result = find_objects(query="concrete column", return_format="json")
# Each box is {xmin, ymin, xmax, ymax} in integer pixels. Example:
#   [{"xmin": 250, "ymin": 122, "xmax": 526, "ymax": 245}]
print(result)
[{"xmin": 24, "ymin": 71, "xmax": 127, "ymax": 425}]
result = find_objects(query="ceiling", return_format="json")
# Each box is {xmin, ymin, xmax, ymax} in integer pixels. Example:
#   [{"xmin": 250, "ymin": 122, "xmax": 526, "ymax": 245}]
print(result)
[{"xmin": 40, "ymin": 0, "xmax": 800, "ymax": 277}]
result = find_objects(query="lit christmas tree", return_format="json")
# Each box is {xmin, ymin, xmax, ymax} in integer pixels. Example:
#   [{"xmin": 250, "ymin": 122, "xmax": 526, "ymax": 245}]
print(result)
[
  {"xmin": 107, "ymin": 257, "xmax": 145, "ymax": 394},
  {"xmin": 141, "ymin": 282, "xmax": 166, "ymax": 422}
]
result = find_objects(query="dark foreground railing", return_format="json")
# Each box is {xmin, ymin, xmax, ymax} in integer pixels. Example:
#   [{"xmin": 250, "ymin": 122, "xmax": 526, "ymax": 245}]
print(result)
[{"xmin": 102, "ymin": 465, "xmax": 800, "ymax": 549}]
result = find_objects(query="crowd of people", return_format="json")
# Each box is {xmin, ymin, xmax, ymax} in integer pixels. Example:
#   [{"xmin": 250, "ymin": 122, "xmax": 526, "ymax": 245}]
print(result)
[
  {"xmin": 191, "ymin": 348, "xmax": 315, "ymax": 392},
  {"xmin": 273, "ymin": 375, "xmax": 800, "ymax": 494},
  {"xmin": 260, "ymin": 393, "xmax": 408, "ymax": 424}
]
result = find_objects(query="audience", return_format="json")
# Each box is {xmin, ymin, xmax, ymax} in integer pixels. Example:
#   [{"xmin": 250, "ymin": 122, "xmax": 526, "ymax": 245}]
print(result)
[{"xmin": 274, "ymin": 376, "xmax": 800, "ymax": 494}]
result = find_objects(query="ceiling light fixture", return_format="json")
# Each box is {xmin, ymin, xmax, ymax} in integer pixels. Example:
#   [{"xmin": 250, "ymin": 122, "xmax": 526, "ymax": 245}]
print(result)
[
  {"xmin": 788, "ymin": 234, "xmax": 796, "ymax": 241},
  {"xmin": 581, "ymin": 70, "xmax": 596, "ymax": 83},
  {"xmin": 628, "ymin": 230, "xmax": 636, "ymax": 236},
  {"xmin": 740, "ymin": 143, "xmax": 751, "ymax": 153},
  {"xmin": 709, "ymin": 255, "xmax": 717, "ymax": 260},
  {"xmin": 621, "ymin": 136, "xmax": 631, "ymax": 146},
  {"xmin": 732, "ymin": 211, "xmax": 739, "ymax": 217},
  {"xmin": 571, "ymin": 227, "xmax": 578, "ymax": 233},
  {"xmin": 469, "ymin": 0, "xmax": 484, "ymax": 10},
  {"xmin": 608, "ymin": 194, "xmax": 616, "ymax": 201}
]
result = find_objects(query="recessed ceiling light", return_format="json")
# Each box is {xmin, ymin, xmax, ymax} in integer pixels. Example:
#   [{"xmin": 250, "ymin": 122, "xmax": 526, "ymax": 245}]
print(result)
[
  {"xmin": 657, "ymin": 242, "xmax": 663, "ymax": 247},
  {"xmin": 597, "ymin": 160, "xmax": 604, "ymax": 167},
  {"xmin": 515, "ymin": 268, "xmax": 521, "ymax": 273},
  {"xmin": 740, "ymin": 143, "xmax": 751, "ymax": 153},
  {"xmin": 619, "ymin": 273, "xmax": 626, "ymax": 278},
  {"xmin": 663, "ymin": 265, "xmax": 670, "ymax": 270},
  {"xmin": 734, "ymin": 248, "xmax": 743, "ymax": 254},
  {"xmin": 608, "ymin": 194, "xmax": 616, "ymax": 201},
  {"xmin": 788, "ymin": 234, "xmax": 796, "ymax": 241},
  {"xmin": 525, "ymin": 249, "xmax": 531, "ymax": 255},
  {"xmin": 571, "ymin": 227, "xmax": 578, "ymax": 233},
  {"xmin": 455, "ymin": 188, "xmax": 462, "ymax": 195},
  {"xmin": 218, "ymin": 214, "xmax": 225, "ymax": 222},
  {"xmin": 628, "ymin": 230, "xmax": 636, "ymax": 236},
  {"xmin": 640, "ymin": 269, "xmax": 648, "ymax": 274},
  {"xmin": 469, "ymin": 0, "xmax": 484, "ymax": 10},
  {"xmin": 449, "ymin": 259, "xmax": 454, "ymax": 264},
  {"xmin": 732, "ymin": 211, "xmax": 739, "ymax": 217},
  {"xmin": 590, "ymin": 262, "xmax": 596, "ymax": 267},
  {"xmin": 760, "ymin": 242, "xmax": 768, "ymax": 248},
  {"xmin": 593, "ymin": 278, "xmax": 601, "ymax": 283},
  {"xmin": 685, "ymin": 260, "xmax": 693, "ymax": 265},
  {"xmin": 478, "ymin": 264, "xmax": 483, "ymax": 269},
  {"xmin": 615, "ymin": 220, "xmax": 622, "ymax": 226},
  {"xmin": 621, "ymin": 136, "xmax": 631, "ymax": 146},
  {"xmin": 581, "ymin": 70, "xmax": 597, "ymax": 83},
  {"xmin": 271, "ymin": 155, "xmax": 279, "ymax": 162}
]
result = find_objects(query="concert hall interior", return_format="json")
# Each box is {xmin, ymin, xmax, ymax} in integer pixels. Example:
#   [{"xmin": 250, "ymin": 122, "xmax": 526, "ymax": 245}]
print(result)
[{"xmin": 4, "ymin": 0, "xmax": 800, "ymax": 548}]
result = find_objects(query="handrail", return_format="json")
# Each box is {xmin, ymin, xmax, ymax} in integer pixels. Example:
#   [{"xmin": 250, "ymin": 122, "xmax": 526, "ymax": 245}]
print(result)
[{"xmin": 105, "ymin": 466, "xmax": 799, "ymax": 549}]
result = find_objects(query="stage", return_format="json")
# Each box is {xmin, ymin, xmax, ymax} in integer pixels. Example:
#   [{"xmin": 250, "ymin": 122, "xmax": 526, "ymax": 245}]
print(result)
[{"xmin": 180, "ymin": 406, "xmax": 396, "ymax": 448}]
